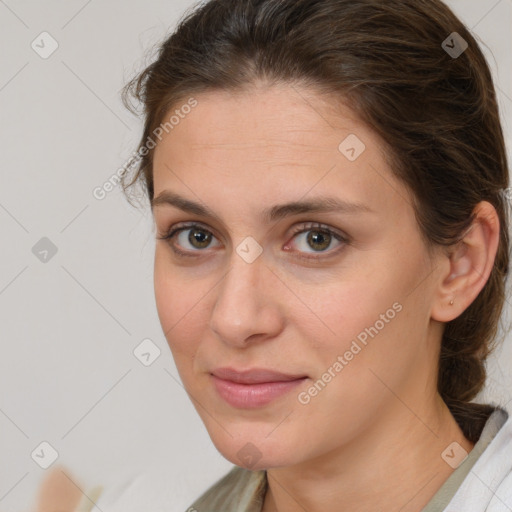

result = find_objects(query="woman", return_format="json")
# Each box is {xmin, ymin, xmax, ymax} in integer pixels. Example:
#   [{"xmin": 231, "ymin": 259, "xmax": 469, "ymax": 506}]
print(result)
[{"xmin": 49, "ymin": 0, "xmax": 510, "ymax": 510}]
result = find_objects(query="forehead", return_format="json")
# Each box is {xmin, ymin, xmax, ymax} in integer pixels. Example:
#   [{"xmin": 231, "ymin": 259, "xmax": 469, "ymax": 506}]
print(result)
[
  {"xmin": 155, "ymin": 84, "xmax": 369, "ymax": 157},
  {"xmin": 151, "ymin": 84, "xmax": 411, "ymax": 221}
]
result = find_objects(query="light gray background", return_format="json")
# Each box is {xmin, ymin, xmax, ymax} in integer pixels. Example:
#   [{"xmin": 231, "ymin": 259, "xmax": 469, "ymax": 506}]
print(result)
[{"xmin": 0, "ymin": 1, "xmax": 511, "ymax": 511}]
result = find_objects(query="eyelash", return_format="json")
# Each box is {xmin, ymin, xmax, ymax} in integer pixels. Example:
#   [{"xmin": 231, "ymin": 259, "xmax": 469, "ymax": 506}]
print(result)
[{"xmin": 156, "ymin": 222, "xmax": 349, "ymax": 261}]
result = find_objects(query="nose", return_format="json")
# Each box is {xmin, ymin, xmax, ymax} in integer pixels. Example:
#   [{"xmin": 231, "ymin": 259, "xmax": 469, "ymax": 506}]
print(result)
[{"xmin": 209, "ymin": 250, "xmax": 285, "ymax": 348}]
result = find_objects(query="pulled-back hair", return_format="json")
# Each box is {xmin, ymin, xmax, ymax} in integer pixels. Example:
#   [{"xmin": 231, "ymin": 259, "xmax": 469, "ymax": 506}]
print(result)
[{"xmin": 121, "ymin": 0, "xmax": 510, "ymax": 442}]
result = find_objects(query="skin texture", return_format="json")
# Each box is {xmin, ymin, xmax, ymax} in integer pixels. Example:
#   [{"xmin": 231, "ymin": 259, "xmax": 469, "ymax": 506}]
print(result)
[{"xmin": 151, "ymin": 83, "xmax": 500, "ymax": 512}]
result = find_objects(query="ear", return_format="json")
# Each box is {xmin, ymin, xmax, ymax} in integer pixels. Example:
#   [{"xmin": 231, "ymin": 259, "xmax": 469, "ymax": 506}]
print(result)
[{"xmin": 431, "ymin": 201, "xmax": 500, "ymax": 322}]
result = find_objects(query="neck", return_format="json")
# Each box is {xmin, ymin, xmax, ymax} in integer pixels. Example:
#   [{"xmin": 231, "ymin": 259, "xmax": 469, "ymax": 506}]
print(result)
[{"xmin": 262, "ymin": 395, "xmax": 474, "ymax": 512}]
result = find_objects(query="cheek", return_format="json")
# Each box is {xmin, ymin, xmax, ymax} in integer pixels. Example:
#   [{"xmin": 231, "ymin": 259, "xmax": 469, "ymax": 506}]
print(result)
[
  {"xmin": 299, "ymin": 262, "xmax": 418, "ymax": 382},
  {"xmin": 153, "ymin": 254, "xmax": 176, "ymax": 335},
  {"xmin": 302, "ymin": 273, "xmax": 398, "ymax": 343},
  {"xmin": 153, "ymin": 251, "xmax": 204, "ymax": 357}
]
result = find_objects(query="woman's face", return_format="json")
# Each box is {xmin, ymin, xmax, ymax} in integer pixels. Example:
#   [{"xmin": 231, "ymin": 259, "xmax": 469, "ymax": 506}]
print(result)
[{"xmin": 152, "ymin": 84, "xmax": 445, "ymax": 470}]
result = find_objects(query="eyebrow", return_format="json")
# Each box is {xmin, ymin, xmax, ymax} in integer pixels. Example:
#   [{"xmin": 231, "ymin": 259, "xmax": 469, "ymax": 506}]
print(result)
[{"xmin": 151, "ymin": 190, "xmax": 373, "ymax": 222}]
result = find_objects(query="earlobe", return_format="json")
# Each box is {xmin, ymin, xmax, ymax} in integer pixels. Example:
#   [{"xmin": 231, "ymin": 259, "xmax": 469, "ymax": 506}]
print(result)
[{"xmin": 431, "ymin": 201, "xmax": 500, "ymax": 323}]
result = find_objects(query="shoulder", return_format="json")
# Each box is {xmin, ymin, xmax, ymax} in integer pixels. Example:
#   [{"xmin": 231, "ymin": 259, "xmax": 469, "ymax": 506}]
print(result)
[
  {"xmin": 445, "ymin": 408, "xmax": 512, "ymax": 511},
  {"xmin": 188, "ymin": 465, "xmax": 267, "ymax": 512}
]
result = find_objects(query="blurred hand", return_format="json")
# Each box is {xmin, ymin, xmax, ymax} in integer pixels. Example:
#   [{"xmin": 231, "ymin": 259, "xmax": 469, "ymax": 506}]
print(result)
[{"xmin": 35, "ymin": 465, "xmax": 82, "ymax": 512}]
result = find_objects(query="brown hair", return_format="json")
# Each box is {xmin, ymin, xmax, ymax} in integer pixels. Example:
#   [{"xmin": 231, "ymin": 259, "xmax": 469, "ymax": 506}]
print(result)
[{"xmin": 121, "ymin": 0, "xmax": 510, "ymax": 442}]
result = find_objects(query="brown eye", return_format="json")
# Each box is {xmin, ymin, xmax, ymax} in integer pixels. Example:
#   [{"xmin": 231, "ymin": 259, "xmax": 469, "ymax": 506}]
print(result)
[
  {"xmin": 305, "ymin": 230, "xmax": 332, "ymax": 252},
  {"xmin": 187, "ymin": 227, "xmax": 213, "ymax": 249},
  {"xmin": 292, "ymin": 228, "xmax": 338, "ymax": 254},
  {"xmin": 286, "ymin": 222, "xmax": 348, "ymax": 259},
  {"xmin": 157, "ymin": 223, "xmax": 221, "ymax": 257}
]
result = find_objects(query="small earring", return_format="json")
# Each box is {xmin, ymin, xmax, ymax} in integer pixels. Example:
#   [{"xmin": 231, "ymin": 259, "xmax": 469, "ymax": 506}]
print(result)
[{"xmin": 449, "ymin": 299, "xmax": 454, "ymax": 305}]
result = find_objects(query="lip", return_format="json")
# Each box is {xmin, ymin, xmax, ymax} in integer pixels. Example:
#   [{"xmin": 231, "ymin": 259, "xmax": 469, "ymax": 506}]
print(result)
[{"xmin": 210, "ymin": 367, "xmax": 308, "ymax": 408}]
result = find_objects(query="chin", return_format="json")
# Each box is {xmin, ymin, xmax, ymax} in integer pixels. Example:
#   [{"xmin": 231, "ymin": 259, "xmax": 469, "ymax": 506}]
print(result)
[{"xmin": 206, "ymin": 422, "xmax": 302, "ymax": 471}]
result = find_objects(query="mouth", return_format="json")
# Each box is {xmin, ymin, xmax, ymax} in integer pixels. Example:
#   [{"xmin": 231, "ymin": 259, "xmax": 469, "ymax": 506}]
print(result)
[{"xmin": 210, "ymin": 367, "xmax": 308, "ymax": 408}]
